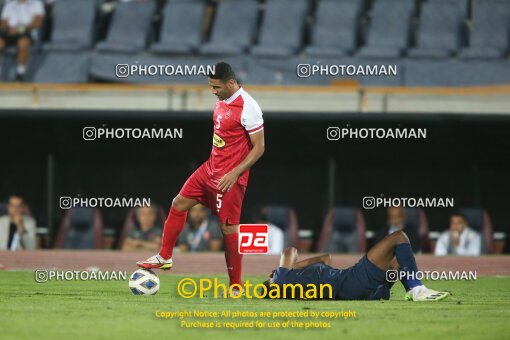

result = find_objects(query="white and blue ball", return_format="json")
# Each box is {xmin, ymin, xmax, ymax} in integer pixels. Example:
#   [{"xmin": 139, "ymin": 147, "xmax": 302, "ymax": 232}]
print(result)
[{"xmin": 129, "ymin": 269, "xmax": 160, "ymax": 295}]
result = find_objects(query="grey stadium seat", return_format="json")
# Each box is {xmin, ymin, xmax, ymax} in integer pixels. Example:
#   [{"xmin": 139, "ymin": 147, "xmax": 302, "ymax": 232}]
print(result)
[
  {"xmin": 408, "ymin": 1, "xmax": 467, "ymax": 58},
  {"xmin": 199, "ymin": 0, "xmax": 259, "ymax": 55},
  {"xmin": 96, "ymin": 0, "xmax": 156, "ymax": 54},
  {"xmin": 305, "ymin": 0, "xmax": 362, "ymax": 57},
  {"xmin": 44, "ymin": 0, "xmax": 96, "ymax": 51},
  {"xmin": 151, "ymin": 0, "xmax": 206, "ymax": 54},
  {"xmin": 33, "ymin": 52, "xmax": 90, "ymax": 83},
  {"xmin": 250, "ymin": 0, "xmax": 309, "ymax": 57},
  {"xmin": 357, "ymin": 0, "xmax": 415, "ymax": 58},
  {"xmin": 403, "ymin": 59, "xmax": 510, "ymax": 86},
  {"xmin": 458, "ymin": 0, "xmax": 510, "ymax": 59}
]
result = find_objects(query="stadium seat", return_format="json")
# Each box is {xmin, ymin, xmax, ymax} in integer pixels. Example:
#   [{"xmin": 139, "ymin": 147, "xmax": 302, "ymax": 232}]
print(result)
[
  {"xmin": 408, "ymin": 1, "xmax": 467, "ymax": 58},
  {"xmin": 116, "ymin": 206, "xmax": 165, "ymax": 249},
  {"xmin": 54, "ymin": 207, "xmax": 104, "ymax": 249},
  {"xmin": 458, "ymin": 0, "xmax": 510, "ymax": 59},
  {"xmin": 404, "ymin": 208, "xmax": 431, "ymax": 253},
  {"xmin": 150, "ymin": 0, "xmax": 206, "ymax": 55},
  {"xmin": 33, "ymin": 52, "xmax": 90, "ymax": 83},
  {"xmin": 96, "ymin": 0, "xmax": 156, "ymax": 54},
  {"xmin": 250, "ymin": 0, "xmax": 309, "ymax": 57},
  {"xmin": 459, "ymin": 208, "xmax": 495, "ymax": 254},
  {"xmin": 403, "ymin": 59, "xmax": 510, "ymax": 86},
  {"xmin": 357, "ymin": 0, "xmax": 415, "ymax": 58},
  {"xmin": 44, "ymin": 0, "xmax": 96, "ymax": 51},
  {"xmin": 199, "ymin": 0, "xmax": 259, "ymax": 55},
  {"xmin": 304, "ymin": 0, "xmax": 362, "ymax": 57},
  {"xmin": 317, "ymin": 207, "xmax": 366, "ymax": 253},
  {"xmin": 261, "ymin": 205, "xmax": 299, "ymax": 248}
]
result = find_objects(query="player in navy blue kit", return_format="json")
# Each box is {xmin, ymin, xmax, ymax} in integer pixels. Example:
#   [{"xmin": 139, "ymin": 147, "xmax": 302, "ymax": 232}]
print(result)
[{"xmin": 263, "ymin": 231, "xmax": 449, "ymax": 301}]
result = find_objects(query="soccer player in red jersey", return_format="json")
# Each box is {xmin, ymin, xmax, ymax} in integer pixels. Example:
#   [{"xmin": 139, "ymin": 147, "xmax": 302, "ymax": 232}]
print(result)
[{"xmin": 137, "ymin": 62, "xmax": 265, "ymax": 292}]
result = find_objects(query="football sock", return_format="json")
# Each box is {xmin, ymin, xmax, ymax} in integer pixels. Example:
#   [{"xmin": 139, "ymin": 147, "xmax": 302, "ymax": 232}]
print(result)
[
  {"xmin": 159, "ymin": 207, "xmax": 188, "ymax": 260},
  {"xmin": 224, "ymin": 232, "xmax": 243, "ymax": 287},
  {"xmin": 395, "ymin": 243, "xmax": 423, "ymax": 291}
]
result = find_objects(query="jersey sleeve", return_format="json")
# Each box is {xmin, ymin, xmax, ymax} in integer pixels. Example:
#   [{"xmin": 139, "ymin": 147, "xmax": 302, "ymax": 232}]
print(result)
[{"xmin": 240, "ymin": 99, "xmax": 264, "ymax": 134}]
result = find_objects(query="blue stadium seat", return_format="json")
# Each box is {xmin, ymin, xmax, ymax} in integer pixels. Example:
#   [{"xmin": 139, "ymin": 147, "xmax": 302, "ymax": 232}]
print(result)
[
  {"xmin": 357, "ymin": 0, "xmax": 415, "ymax": 58},
  {"xmin": 317, "ymin": 207, "xmax": 366, "ymax": 253},
  {"xmin": 250, "ymin": 0, "xmax": 309, "ymax": 57},
  {"xmin": 54, "ymin": 207, "xmax": 104, "ymax": 249},
  {"xmin": 262, "ymin": 205, "xmax": 300, "ymax": 248},
  {"xmin": 33, "ymin": 52, "xmax": 90, "ymax": 83},
  {"xmin": 150, "ymin": 0, "xmax": 206, "ymax": 55},
  {"xmin": 403, "ymin": 59, "xmax": 510, "ymax": 86},
  {"xmin": 305, "ymin": 0, "xmax": 362, "ymax": 57},
  {"xmin": 458, "ymin": 0, "xmax": 510, "ymax": 59},
  {"xmin": 199, "ymin": 0, "xmax": 259, "ymax": 55},
  {"xmin": 44, "ymin": 0, "xmax": 96, "ymax": 51},
  {"xmin": 408, "ymin": 1, "xmax": 467, "ymax": 58},
  {"xmin": 96, "ymin": 0, "xmax": 156, "ymax": 54}
]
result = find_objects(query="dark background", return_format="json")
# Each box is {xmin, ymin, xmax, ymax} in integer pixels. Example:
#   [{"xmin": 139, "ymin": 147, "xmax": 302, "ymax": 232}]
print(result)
[{"xmin": 0, "ymin": 110, "xmax": 509, "ymax": 245}]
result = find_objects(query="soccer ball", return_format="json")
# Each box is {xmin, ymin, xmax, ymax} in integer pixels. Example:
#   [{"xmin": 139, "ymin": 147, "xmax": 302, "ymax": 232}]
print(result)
[{"xmin": 129, "ymin": 269, "xmax": 160, "ymax": 295}]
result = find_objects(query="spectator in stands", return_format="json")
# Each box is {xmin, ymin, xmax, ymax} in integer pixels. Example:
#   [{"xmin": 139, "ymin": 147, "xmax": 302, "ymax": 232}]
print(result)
[
  {"xmin": 435, "ymin": 212, "xmax": 481, "ymax": 256},
  {"xmin": 122, "ymin": 206, "xmax": 162, "ymax": 252},
  {"xmin": 254, "ymin": 210, "xmax": 284, "ymax": 255},
  {"xmin": 0, "ymin": 0, "xmax": 45, "ymax": 81},
  {"xmin": 178, "ymin": 204, "xmax": 222, "ymax": 252},
  {"xmin": 0, "ymin": 194, "xmax": 36, "ymax": 250},
  {"xmin": 375, "ymin": 207, "xmax": 421, "ymax": 253}
]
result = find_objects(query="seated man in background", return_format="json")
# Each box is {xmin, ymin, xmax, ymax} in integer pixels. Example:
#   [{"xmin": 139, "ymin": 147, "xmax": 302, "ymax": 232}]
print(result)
[
  {"xmin": 178, "ymin": 204, "xmax": 222, "ymax": 252},
  {"xmin": 375, "ymin": 207, "xmax": 420, "ymax": 253},
  {"xmin": 254, "ymin": 210, "xmax": 284, "ymax": 255},
  {"xmin": 435, "ymin": 212, "xmax": 481, "ymax": 256},
  {"xmin": 0, "ymin": 0, "xmax": 44, "ymax": 80},
  {"xmin": 0, "ymin": 194, "xmax": 36, "ymax": 250},
  {"xmin": 122, "ymin": 206, "xmax": 162, "ymax": 252}
]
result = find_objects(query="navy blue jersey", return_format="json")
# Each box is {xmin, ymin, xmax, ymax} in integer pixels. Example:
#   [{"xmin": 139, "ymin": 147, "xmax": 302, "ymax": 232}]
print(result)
[
  {"xmin": 271, "ymin": 256, "xmax": 390, "ymax": 300},
  {"xmin": 272, "ymin": 263, "xmax": 343, "ymax": 299}
]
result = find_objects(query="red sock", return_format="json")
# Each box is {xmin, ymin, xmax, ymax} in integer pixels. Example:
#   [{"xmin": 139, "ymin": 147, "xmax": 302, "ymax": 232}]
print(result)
[
  {"xmin": 224, "ymin": 232, "xmax": 243, "ymax": 287},
  {"xmin": 159, "ymin": 207, "xmax": 188, "ymax": 259}
]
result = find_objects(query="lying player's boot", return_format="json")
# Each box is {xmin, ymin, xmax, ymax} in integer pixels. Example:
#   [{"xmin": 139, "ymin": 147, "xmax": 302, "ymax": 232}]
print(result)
[
  {"xmin": 405, "ymin": 285, "xmax": 449, "ymax": 301},
  {"xmin": 136, "ymin": 254, "xmax": 173, "ymax": 270}
]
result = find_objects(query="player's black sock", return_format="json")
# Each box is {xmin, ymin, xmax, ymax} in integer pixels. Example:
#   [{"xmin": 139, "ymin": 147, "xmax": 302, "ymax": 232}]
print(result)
[{"xmin": 395, "ymin": 243, "xmax": 423, "ymax": 290}]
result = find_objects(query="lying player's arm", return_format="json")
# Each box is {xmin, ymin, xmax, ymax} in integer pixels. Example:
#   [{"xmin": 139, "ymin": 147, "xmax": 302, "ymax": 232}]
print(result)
[
  {"xmin": 278, "ymin": 247, "xmax": 332, "ymax": 270},
  {"xmin": 218, "ymin": 130, "xmax": 265, "ymax": 192}
]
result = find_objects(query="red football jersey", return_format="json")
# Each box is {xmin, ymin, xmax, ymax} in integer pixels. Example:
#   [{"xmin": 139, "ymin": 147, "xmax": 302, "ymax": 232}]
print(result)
[{"xmin": 205, "ymin": 87, "xmax": 264, "ymax": 186}]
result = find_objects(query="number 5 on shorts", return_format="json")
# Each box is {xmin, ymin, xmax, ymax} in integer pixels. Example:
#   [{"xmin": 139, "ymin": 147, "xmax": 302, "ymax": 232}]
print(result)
[{"xmin": 216, "ymin": 193, "xmax": 223, "ymax": 212}]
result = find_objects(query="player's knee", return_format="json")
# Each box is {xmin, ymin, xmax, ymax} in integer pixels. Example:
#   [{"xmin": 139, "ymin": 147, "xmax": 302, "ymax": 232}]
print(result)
[
  {"xmin": 392, "ymin": 230, "xmax": 410, "ymax": 244},
  {"xmin": 171, "ymin": 195, "xmax": 187, "ymax": 211},
  {"xmin": 282, "ymin": 247, "xmax": 297, "ymax": 257}
]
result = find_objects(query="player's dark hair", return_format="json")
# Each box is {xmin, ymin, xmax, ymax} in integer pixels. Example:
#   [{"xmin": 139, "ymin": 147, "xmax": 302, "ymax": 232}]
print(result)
[
  {"xmin": 208, "ymin": 62, "xmax": 236, "ymax": 83},
  {"xmin": 451, "ymin": 211, "xmax": 468, "ymax": 222}
]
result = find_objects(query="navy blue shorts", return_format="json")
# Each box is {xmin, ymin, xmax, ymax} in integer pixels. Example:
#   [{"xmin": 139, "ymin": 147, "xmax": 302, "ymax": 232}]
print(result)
[{"xmin": 336, "ymin": 255, "xmax": 390, "ymax": 300}]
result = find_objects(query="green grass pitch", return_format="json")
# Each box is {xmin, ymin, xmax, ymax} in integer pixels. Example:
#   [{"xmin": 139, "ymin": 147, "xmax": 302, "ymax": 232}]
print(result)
[{"xmin": 1, "ymin": 272, "xmax": 509, "ymax": 339}]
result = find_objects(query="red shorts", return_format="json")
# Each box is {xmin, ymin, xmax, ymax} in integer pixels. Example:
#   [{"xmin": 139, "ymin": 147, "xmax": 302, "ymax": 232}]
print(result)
[{"xmin": 179, "ymin": 163, "xmax": 247, "ymax": 225}]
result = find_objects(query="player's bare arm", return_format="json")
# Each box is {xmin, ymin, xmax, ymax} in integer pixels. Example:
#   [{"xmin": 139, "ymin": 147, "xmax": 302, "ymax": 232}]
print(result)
[
  {"xmin": 217, "ymin": 130, "xmax": 265, "ymax": 192},
  {"xmin": 278, "ymin": 247, "xmax": 332, "ymax": 270}
]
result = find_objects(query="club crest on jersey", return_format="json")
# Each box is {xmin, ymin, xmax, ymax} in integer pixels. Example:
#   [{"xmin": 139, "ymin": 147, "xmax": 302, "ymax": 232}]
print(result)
[
  {"xmin": 213, "ymin": 133, "xmax": 226, "ymax": 148},
  {"xmin": 225, "ymin": 109, "xmax": 232, "ymax": 119}
]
